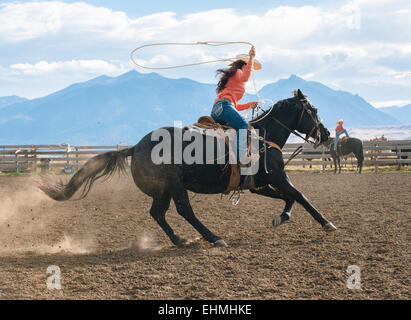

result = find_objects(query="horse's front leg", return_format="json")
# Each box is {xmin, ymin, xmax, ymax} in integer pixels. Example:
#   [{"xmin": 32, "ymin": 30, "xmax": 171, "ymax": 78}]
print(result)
[
  {"xmin": 250, "ymin": 185, "xmax": 295, "ymax": 227},
  {"xmin": 264, "ymin": 170, "xmax": 337, "ymax": 232}
]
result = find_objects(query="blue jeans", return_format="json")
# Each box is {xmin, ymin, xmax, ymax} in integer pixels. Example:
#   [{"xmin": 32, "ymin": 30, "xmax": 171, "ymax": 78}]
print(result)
[
  {"xmin": 211, "ymin": 98, "xmax": 249, "ymax": 159},
  {"xmin": 334, "ymin": 130, "xmax": 349, "ymax": 150}
]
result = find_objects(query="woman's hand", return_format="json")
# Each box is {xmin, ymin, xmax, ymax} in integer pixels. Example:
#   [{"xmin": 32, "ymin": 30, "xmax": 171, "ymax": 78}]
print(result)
[
  {"xmin": 250, "ymin": 101, "xmax": 258, "ymax": 109},
  {"xmin": 249, "ymin": 46, "xmax": 256, "ymax": 59}
]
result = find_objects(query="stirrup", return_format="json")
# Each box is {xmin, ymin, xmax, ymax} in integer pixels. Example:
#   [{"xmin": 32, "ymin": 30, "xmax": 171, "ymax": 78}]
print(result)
[
  {"xmin": 229, "ymin": 188, "xmax": 242, "ymax": 205},
  {"xmin": 239, "ymin": 153, "xmax": 260, "ymax": 168}
]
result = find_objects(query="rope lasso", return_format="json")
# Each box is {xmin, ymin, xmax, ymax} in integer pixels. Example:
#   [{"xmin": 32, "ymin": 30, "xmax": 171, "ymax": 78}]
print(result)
[
  {"xmin": 130, "ymin": 42, "xmax": 319, "ymax": 146},
  {"xmin": 130, "ymin": 41, "xmax": 272, "ymax": 121},
  {"xmin": 130, "ymin": 41, "xmax": 254, "ymax": 70}
]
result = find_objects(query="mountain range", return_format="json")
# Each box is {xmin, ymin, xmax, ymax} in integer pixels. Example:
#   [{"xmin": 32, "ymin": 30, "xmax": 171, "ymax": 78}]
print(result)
[
  {"xmin": 259, "ymin": 75, "xmax": 403, "ymax": 127},
  {"xmin": 378, "ymin": 104, "xmax": 411, "ymax": 124},
  {"xmin": 0, "ymin": 71, "xmax": 402, "ymax": 144},
  {"xmin": 0, "ymin": 96, "xmax": 28, "ymax": 110}
]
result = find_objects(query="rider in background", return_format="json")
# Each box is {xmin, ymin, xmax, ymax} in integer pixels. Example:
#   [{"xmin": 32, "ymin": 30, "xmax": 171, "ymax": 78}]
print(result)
[
  {"xmin": 211, "ymin": 46, "xmax": 259, "ymax": 165},
  {"xmin": 334, "ymin": 119, "xmax": 349, "ymax": 151}
]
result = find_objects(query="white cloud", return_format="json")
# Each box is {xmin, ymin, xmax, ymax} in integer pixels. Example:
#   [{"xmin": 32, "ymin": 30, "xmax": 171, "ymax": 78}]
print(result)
[
  {"xmin": 0, "ymin": 2, "xmax": 134, "ymax": 42},
  {"xmin": 0, "ymin": 2, "xmax": 363, "ymax": 44},
  {"xmin": 372, "ymin": 99, "xmax": 411, "ymax": 107},
  {"xmin": 0, "ymin": 0, "xmax": 410, "ymax": 103},
  {"xmin": 0, "ymin": 2, "xmax": 180, "ymax": 42},
  {"xmin": 9, "ymin": 59, "xmax": 127, "ymax": 75}
]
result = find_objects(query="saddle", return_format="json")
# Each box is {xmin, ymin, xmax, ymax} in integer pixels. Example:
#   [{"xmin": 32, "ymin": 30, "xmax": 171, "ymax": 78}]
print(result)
[
  {"xmin": 187, "ymin": 116, "xmax": 282, "ymax": 195},
  {"xmin": 334, "ymin": 136, "xmax": 347, "ymax": 156},
  {"xmin": 190, "ymin": 116, "xmax": 240, "ymax": 195},
  {"xmin": 193, "ymin": 116, "xmax": 232, "ymax": 131}
]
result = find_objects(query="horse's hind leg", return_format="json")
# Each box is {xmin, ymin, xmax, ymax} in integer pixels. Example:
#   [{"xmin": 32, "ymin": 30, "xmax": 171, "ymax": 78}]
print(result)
[
  {"xmin": 149, "ymin": 193, "xmax": 187, "ymax": 246},
  {"xmin": 169, "ymin": 178, "xmax": 224, "ymax": 246},
  {"xmin": 250, "ymin": 185, "xmax": 295, "ymax": 227}
]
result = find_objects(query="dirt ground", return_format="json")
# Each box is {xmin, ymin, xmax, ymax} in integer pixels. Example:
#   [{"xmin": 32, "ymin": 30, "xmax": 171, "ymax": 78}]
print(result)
[{"xmin": 0, "ymin": 171, "xmax": 409, "ymax": 300}]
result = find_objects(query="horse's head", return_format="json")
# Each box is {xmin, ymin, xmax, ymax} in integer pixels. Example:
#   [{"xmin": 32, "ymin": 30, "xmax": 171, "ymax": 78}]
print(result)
[{"xmin": 293, "ymin": 89, "xmax": 330, "ymax": 148}]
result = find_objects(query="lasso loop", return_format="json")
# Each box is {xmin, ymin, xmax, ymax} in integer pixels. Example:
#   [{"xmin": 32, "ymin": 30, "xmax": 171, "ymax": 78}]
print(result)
[
  {"xmin": 130, "ymin": 41, "xmax": 254, "ymax": 70},
  {"xmin": 130, "ymin": 41, "xmax": 271, "ymax": 121}
]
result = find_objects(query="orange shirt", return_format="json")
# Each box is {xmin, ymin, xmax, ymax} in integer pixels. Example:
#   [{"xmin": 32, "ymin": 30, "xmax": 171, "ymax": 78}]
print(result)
[
  {"xmin": 336, "ymin": 123, "xmax": 345, "ymax": 132},
  {"xmin": 214, "ymin": 58, "xmax": 254, "ymax": 111}
]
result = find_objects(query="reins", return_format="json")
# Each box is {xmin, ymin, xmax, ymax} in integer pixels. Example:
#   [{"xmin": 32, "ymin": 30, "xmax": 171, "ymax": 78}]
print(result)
[
  {"xmin": 249, "ymin": 96, "xmax": 321, "ymax": 169},
  {"xmin": 272, "ymin": 116, "xmax": 313, "ymax": 144},
  {"xmin": 284, "ymin": 146, "xmax": 303, "ymax": 166},
  {"xmin": 250, "ymin": 98, "xmax": 319, "ymax": 145}
]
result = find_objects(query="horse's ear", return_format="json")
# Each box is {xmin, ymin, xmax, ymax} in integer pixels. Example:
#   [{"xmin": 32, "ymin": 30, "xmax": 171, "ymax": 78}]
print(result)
[{"xmin": 297, "ymin": 89, "xmax": 305, "ymax": 99}]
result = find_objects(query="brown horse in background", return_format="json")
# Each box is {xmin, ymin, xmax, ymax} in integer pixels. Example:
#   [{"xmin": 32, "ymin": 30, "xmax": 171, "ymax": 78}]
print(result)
[{"xmin": 323, "ymin": 137, "xmax": 364, "ymax": 173}]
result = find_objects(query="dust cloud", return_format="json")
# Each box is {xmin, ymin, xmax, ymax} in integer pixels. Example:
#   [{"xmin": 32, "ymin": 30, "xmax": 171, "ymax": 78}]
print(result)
[
  {"xmin": 0, "ymin": 177, "xmax": 96, "ymax": 255},
  {"xmin": 0, "ymin": 178, "xmax": 48, "ymax": 226}
]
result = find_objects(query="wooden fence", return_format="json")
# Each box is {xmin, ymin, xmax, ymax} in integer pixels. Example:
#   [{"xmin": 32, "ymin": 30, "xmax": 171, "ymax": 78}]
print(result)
[
  {"xmin": 1, "ymin": 140, "xmax": 410, "ymax": 173},
  {"xmin": 0, "ymin": 144, "xmax": 128, "ymax": 173},
  {"xmin": 282, "ymin": 140, "xmax": 411, "ymax": 172}
]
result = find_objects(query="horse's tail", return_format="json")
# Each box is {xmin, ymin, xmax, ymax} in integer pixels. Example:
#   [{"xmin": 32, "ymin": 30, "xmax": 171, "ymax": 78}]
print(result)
[{"xmin": 39, "ymin": 146, "xmax": 135, "ymax": 201}]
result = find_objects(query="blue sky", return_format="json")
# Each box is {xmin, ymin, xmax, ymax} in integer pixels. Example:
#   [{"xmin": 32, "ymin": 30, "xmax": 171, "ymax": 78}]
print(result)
[{"xmin": 0, "ymin": 0, "xmax": 410, "ymax": 107}]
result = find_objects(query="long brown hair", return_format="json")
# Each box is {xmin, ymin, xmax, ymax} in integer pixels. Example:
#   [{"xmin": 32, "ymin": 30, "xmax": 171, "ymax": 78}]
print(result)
[{"xmin": 216, "ymin": 59, "xmax": 247, "ymax": 93}]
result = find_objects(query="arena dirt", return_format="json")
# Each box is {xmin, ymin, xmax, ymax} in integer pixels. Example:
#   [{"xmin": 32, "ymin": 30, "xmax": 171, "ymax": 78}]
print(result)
[{"xmin": 0, "ymin": 172, "xmax": 409, "ymax": 299}]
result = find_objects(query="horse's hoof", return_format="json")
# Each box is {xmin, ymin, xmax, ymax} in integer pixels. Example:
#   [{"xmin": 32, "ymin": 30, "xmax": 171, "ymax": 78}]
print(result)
[
  {"xmin": 272, "ymin": 215, "xmax": 282, "ymax": 227},
  {"xmin": 213, "ymin": 239, "xmax": 228, "ymax": 248},
  {"xmin": 323, "ymin": 222, "xmax": 337, "ymax": 232},
  {"xmin": 174, "ymin": 236, "xmax": 189, "ymax": 247}
]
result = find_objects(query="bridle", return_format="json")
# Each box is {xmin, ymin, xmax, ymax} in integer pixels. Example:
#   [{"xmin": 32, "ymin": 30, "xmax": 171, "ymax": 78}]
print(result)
[
  {"xmin": 246, "ymin": 92, "xmax": 325, "ymax": 174},
  {"xmin": 251, "ymin": 95, "xmax": 323, "ymax": 146},
  {"xmin": 295, "ymin": 97, "xmax": 323, "ymax": 146}
]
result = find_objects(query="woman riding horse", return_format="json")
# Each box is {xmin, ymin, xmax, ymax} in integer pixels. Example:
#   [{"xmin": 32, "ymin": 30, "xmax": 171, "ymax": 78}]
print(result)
[
  {"xmin": 211, "ymin": 46, "xmax": 260, "ymax": 166},
  {"xmin": 334, "ymin": 119, "xmax": 349, "ymax": 151},
  {"xmin": 39, "ymin": 88, "xmax": 337, "ymax": 248}
]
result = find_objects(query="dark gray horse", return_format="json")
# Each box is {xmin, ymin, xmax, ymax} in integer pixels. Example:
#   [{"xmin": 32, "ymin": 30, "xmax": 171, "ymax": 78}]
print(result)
[
  {"xmin": 323, "ymin": 137, "xmax": 364, "ymax": 174},
  {"xmin": 39, "ymin": 90, "xmax": 337, "ymax": 247}
]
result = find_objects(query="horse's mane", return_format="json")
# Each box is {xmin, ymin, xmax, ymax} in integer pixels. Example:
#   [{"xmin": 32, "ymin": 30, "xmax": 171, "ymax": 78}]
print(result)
[{"xmin": 250, "ymin": 96, "xmax": 295, "ymax": 124}]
